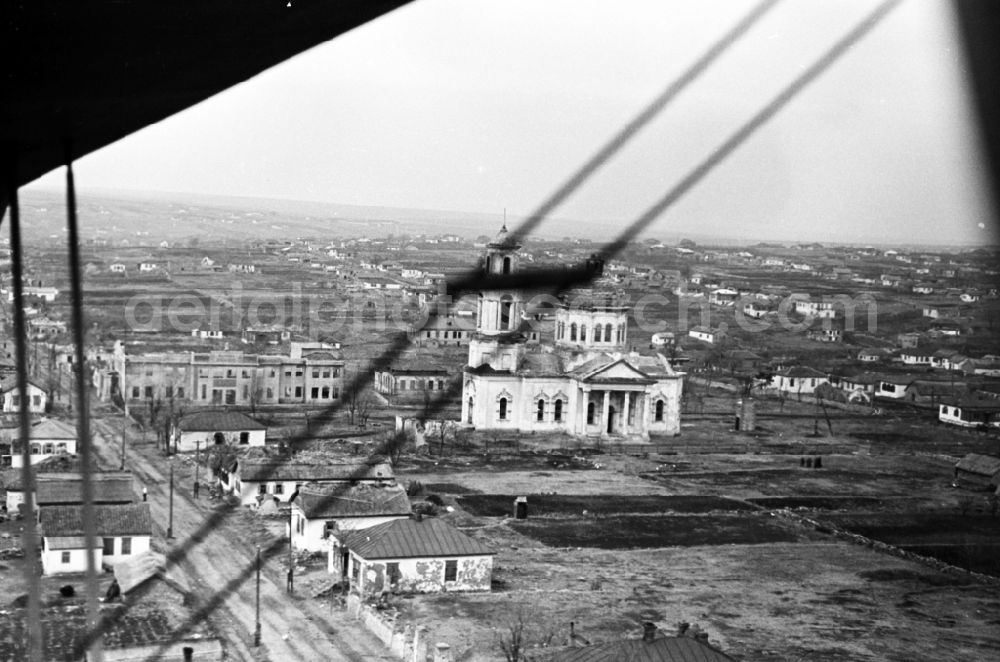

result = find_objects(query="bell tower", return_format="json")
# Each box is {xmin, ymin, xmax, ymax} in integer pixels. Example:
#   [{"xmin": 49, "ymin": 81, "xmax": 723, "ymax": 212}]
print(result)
[{"xmin": 476, "ymin": 224, "xmax": 524, "ymax": 336}]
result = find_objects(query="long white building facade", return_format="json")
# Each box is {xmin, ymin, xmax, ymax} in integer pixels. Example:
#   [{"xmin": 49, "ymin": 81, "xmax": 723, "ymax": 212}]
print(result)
[{"xmin": 460, "ymin": 227, "xmax": 683, "ymax": 439}]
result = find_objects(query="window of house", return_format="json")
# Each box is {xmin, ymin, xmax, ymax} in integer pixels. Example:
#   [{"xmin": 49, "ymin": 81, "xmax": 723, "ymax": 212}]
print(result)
[
  {"xmin": 201, "ymin": 384, "xmax": 207, "ymax": 399},
  {"xmin": 352, "ymin": 558, "xmax": 360, "ymax": 584},
  {"xmin": 312, "ymin": 369, "xmax": 320, "ymax": 378},
  {"xmin": 587, "ymin": 402, "xmax": 595, "ymax": 425},
  {"xmin": 32, "ymin": 395, "xmax": 41, "ymax": 406},
  {"xmin": 43, "ymin": 443, "xmax": 54, "ymax": 454},
  {"xmin": 322, "ymin": 370, "xmax": 331, "ymax": 378},
  {"xmin": 322, "ymin": 386, "xmax": 330, "ymax": 398},
  {"xmin": 295, "ymin": 386, "xmax": 302, "ymax": 398},
  {"xmin": 274, "ymin": 483, "xmax": 284, "ymax": 495},
  {"xmin": 243, "ymin": 385, "xmax": 249, "ymax": 400},
  {"xmin": 226, "ymin": 369, "xmax": 235, "ymax": 378},
  {"xmin": 386, "ymin": 562, "xmax": 401, "ymax": 587},
  {"xmin": 605, "ymin": 323, "xmax": 613, "ymax": 342},
  {"xmin": 580, "ymin": 325, "xmax": 586, "ymax": 341},
  {"xmin": 259, "ymin": 484, "xmax": 267, "ymax": 495},
  {"xmin": 132, "ymin": 386, "xmax": 140, "ymax": 398},
  {"xmin": 144, "ymin": 386, "xmax": 153, "ymax": 399},
  {"xmin": 30, "ymin": 443, "xmax": 40, "ymax": 455},
  {"xmin": 284, "ymin": 370, "xmax": 292, "ymax": 377},
  {"xmin": 61, "ymin": 551, "xmax": 71, "ymax": 564},
  {"xmin": 225, "ymin": 390, "xmax": 236, "ymax": 405},
  {"xmin": 311, "ymin": 387, "xmax": 319, "ymax": 399},
  {"xmin": 444, "ymin": 559, "xmax": 458, "ymax": 582},
  {"xmin": 239, "ymin": 432, "xmax": 249, "ymax": 444},
  {"xmin": 789, "ymin": 378, "xmax": 796, "ymax": 387},
  {"xmin": 121, "ymin": 537, "xmax": 131, "ymax": 555},
  {"xmin": 266, "ymin": 387, "xmax": 273, "ymax": 399},
  {"xmin": 165, "ymin": 385, "xmax": 173, "ymax": 398},
  {"xmin": 498, "ymin": 397, "xmax": 508, "ymax": 421},
  {"xmin": 177, "ymin": 387, "xmax": 185, "ymax": 398},
  {"xmin": 102, "ymin": 538, "xmax": 114, "ymax": 555},
  {"xmin": 570, "ymin": 323, "xmax": 577, "ymax": 341},
  {"xmin": 537, "ymin": 399, "xmax": 545, "ymax": 422},
  {"xmin": 295, "ymin": 370, "xmax": 303, "ymax": 377},
  {"xmin": 595, "ymin": 324, "xmax": 602, "ymax": 342},
  {"xmin": 554, "ymin": 399, "xmax": 563, "ymax": 422}
]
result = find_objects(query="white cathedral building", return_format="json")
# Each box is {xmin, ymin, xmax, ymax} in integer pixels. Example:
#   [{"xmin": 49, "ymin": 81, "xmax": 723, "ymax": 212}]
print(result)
[{"xmin": 460, "ymin": 227, "xmax": 684, "ymax": 439}]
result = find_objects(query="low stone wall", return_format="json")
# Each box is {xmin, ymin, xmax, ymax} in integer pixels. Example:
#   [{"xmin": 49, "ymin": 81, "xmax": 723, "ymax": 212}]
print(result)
[{"xmin": 346, "ymin": 594, "xmax": 456, "ymax": 661}]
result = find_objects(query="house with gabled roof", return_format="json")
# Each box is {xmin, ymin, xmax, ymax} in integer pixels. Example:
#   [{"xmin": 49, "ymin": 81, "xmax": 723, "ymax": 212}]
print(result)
[
  {"xmin": 5, "ymin": 418, "xmax": 78, "ymax": 467},
  {"xmin": 333, "ymin": 514, "xmax": 494, "ymax": 595},
  {"xmin": 39, "ymin": 503, "xmax": 152, "ymax": 574},
  {"xmin": 769, "ymin": 367, "xmax": 829, "ymax": 395},
  {"xmin": 171, "ymin": 410, "xmax": 266, "ymax": 452},
  {"xmin": 953, "ymin": 453, "xmax": 1000, "ymax": 489},
  {"xmin": 5, "ymin": 470, "xmax": 135, "ymax": 516},
  {"xmin": 290, "ymin": 481, "xmax": 411, "ymax": 552},
  {"xmin": 221, "ymin": 458, "xmax": 395, "ymax": 507},
  {"xmin": 0, "ymin": 375, "xmax": 47, "ymax": 413},
  {"xmin": 939, "ymin": 394, "xmax": 1000, "ymax": 428}
]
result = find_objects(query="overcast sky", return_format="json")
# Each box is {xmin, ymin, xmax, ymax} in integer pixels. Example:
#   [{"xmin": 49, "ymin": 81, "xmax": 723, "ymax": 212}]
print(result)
[{"xmin": 26, "ymin": 0, "xmax": 997, "ymax": 245}]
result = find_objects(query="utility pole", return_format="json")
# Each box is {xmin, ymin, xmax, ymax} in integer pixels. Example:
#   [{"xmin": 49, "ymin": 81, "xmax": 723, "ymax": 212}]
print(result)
[
  {"xmin": 254, "ymin": 545, "xmax": 262, "ymax": 647},
  {"xmin": 167, "ymin": 460, "xmax": 174, "ymax": 539},
  {"xmin": 119, "ymin": 408, "xmax": 127, "ymax": 471},
  {"xmin": 287, "ymin": 488, "xmax": 299, "ymax": 595},
  {"xmin": 193, "ymin": 440, "xmax": 200, "ymax": 498}
]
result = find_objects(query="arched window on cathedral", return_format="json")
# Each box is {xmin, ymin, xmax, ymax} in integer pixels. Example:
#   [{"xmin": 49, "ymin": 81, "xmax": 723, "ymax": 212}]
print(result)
[
  {"xmin": 467, "ymin": 398, "xmax": 474, "ymax": 424},
  {"xmin": 580, "ymin": 324, "xmax": 586, "ymax": 342},
  {"xmin": 619, "ymin": 323, "xmax": 626, "ymax": 343},
  {"xmin": 655, "ymin": 399, "xmax": 664, "ymax": 422},
  {"xmin": 594, "ymin": 324, "xmax": 602, "ymax": 342},
  {"xmin": 586, "ymin": 402, "xmax": 595, "ymax": 425},
  {"xmin": 503, "ymin": 256, "xmax": 511, "ymax": 274},
  {"xmin": 485, "ymin": 256, "xmax": 492, "ymax": 274},
  {"xmin": 499, "ymin": 397, "xmax": 509, "ymax": 421},
  {"xmin": 554, "ymin": 399, "xmax": 563, "ymax": 422},
  {"xmin": 605, "ymin": 323, "xmax": 613, "ymax": 342},
  {"xmin": 501, "ymin": 296, "xmax": 512, "ymax": 329},
  {"xmin": 570, "ymin": 323, "xmax": 578, "ymax": 341},
  {"xmin": 537, "ymin": 399, "xmax": 545, "ymax": 421}
]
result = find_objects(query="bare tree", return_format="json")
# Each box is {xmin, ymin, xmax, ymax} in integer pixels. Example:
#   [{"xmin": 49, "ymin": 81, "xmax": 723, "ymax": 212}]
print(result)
[{"xmin": 496, "ymin": 606, "xmax": 555, "ymax": 662}]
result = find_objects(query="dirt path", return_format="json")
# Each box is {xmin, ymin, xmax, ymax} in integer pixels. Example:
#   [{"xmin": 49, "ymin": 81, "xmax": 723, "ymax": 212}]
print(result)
[{"xmin": 91, "ymin": 418, "xmax": 393, "ymax": 661}]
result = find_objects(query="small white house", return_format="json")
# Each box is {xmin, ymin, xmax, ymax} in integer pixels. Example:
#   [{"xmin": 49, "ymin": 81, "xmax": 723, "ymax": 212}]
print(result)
[
  {"xmin": 334, "ymin": 515, "xmax": 494, "ymax": 596},
  {"xmin": 171, "ymin": 411, "xmax": 266, "ymax": 453},
  {"xmin": 0, "ymin": 377, "xmax": 47, "ymax": 413},
  {"xmin": 290, "ymin": 482, "xmax": 411, "ymax": 553},
  {"xmin": 222, "ymin": 460, "xmax": 395, "ymax": 507},
  {"xmin": 109, "ymin": 263, "xmax": 127, "ymax": 273},
  {"xmin": 138, "ymin": 262, "xmax": 158, "ymax": 272},
  {"xmin": 770, "ymin": 367, "xmax": 829, "ymax": 395},
  {"xmin": 39, "ymin": 503, "xmax": 152, "ymax": 575},
  {"xmin": 688, "ymin": 326, "xmax": 725, "ymax": 344},
  {"xmin": 938, "ymin": 395, "xmax": 1000, "ymax": 428},
  {"xmin": 6, "ymin": 418, "xmax": 78, "ymax": 468}
]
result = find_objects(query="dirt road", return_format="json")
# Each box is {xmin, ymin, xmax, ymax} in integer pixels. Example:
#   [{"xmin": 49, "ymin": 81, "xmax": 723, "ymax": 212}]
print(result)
[{"xmin": 91, "ymin": 418, "xmax": 393, "ymax": 661}]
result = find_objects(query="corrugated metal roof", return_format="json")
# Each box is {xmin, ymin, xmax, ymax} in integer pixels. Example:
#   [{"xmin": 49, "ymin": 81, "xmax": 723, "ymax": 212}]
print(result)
[
  {"xmin": 40, "ymin": 503, "xmax": 152, "ymax": 537},
  {"xmin": 46, "ymin": 536, "xmax": 101, "ymax": 550},
  {"xmin": 26, "ymin": 418, "xmax": 78, "ymax": 440},
  {"xmin": 343, "ymin": 516, "xmax": 493, "ymax": 560},
  {"xmin": 36, "ymin": 474, "xmax": 135, "ymax": 505},
  {"xmin": 297, "ymin": 482, "xmax": 410, "ymax": 519},
  {"xmin": 177, "ymin": 411, "xmax": 266, "ymax": 431},
  {"xmin": 543, "ymin": 635, "xmax": 736, "ymax": 662},
  {"xmin": 240, "ymin": 461, "xmax": 393, "ymax": 482}
]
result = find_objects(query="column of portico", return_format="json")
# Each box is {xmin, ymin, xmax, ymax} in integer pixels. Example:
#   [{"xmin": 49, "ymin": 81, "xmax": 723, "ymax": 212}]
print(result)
[
  {"xmin": 580, "ymin": 386, "xmax": 591, "ymax": 435},
  {"xmin": 622, "ymin": 392, "xmax": 631, "ymax": 436},
  {"xmin": 601, "ymin": 390, "xmax": 611, "ymax": 436}
]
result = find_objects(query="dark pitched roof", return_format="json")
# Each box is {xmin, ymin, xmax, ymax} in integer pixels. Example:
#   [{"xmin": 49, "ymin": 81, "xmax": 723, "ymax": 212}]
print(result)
[
  {"xmin": 177, "ymin": 411, "xmax": 265, "ymax": 431},
  {"xmin": 40, "ymin": 503, "xmax": 152, "ymax": 537},
  {"xmin": 341, "ymin": 516, "xmax": 493, "ymax": 560},
  {"xmin": 543, "ymin": 634, "xmax": 736, "ymax": 662},
  {"xmin": 776, "ymin": 366, "xmax": 827, "ymax": 378},
  {"xmin": 35, "ymin": 473, "xmax": 135, "ymax": 505},
  {"xmin": 296, "ymin": 482, "xmax": 410, "ymax": 519},
  {"xmin": 239, "ymin": 461, "xmax": 393, "ymax": 483},
  {"xmin": 954, "ymin": 453, "xmax": 1000, "ymax": 477}
]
